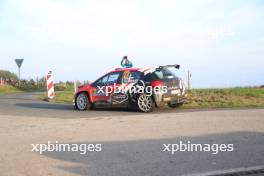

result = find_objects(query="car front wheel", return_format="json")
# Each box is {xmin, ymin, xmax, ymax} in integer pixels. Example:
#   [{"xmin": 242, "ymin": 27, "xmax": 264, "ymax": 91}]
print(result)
[
  {"xmin": 137, "ymin": 94, "xmax": 154, "ymax": 112},
  {"xmin": 76, "ymin": 93, "xmax": 91, "ymax": 111}
]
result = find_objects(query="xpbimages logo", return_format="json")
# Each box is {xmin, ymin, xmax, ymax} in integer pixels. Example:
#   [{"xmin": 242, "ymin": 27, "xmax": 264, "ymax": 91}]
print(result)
[
  {"xmin": 162, "ymin": 141, "xmax": 234, "ymax": 155},
  {"xmin": 96, "ymin": 80, "xmax": 168, "ymax": 97},
  {"xmin": 31, "ymin": 141, "xmax": 102, "ymax": 155}
]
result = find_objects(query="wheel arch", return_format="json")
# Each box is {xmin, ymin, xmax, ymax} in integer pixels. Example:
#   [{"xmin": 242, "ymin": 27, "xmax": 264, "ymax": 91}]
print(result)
[
  {"xmin": 75, "ymin": 91, "xmax": 94, "ymax": 110},
  {"xmin": 75, "ymin": 91, "xmax": 92, "ymax": 103},
  {"xmin": 134, "ymin": 93, "xmax": 157, "ymax": 107}
]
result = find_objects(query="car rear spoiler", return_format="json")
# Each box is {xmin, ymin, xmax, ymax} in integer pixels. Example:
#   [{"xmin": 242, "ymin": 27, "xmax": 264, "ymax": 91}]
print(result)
[{"xmin": 156, "ymin": 64, "xmax": 180, "ymax": 71}]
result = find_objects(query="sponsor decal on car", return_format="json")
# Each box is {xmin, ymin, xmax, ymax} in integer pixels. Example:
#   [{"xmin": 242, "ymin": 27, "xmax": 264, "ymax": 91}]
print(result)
[{"xmin": 111, "ymin": 92, "xmax": 129, "ymax": 104}]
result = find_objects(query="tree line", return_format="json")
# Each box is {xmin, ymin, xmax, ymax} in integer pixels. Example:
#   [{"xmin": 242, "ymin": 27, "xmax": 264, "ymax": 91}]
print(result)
[{"xmin": 0, "ymin": 70, "xmax": 88, "ymax": 91}]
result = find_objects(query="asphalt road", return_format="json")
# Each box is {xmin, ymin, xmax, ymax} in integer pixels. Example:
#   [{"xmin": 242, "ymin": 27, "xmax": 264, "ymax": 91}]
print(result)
[{"xmin": 0, "ymin": 92, "xmax": 264, "ymax": 176}]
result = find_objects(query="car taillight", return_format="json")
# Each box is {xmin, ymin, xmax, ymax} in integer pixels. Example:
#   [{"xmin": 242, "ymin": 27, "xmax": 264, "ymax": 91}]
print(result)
[{"xmin": 151, "ymin": 80, "xmax": 164, "ymax": 87}]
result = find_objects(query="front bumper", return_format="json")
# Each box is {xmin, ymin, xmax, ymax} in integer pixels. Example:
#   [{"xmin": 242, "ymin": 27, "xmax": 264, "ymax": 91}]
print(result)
[{"xmin": 72, "ymin": 94, "xmax": 77, "ymax": 109}]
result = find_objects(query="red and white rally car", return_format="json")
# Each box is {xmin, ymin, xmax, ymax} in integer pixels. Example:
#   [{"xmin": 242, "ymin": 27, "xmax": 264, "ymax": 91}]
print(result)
[{"xmin": 73, "ymin": 65, "xmax": 186, "ymax": 112}]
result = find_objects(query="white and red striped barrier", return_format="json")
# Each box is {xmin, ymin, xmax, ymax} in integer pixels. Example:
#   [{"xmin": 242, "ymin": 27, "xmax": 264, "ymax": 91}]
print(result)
[{"xmin": 46, "ymin": 71, "xmax": 55, "ymax": 99}]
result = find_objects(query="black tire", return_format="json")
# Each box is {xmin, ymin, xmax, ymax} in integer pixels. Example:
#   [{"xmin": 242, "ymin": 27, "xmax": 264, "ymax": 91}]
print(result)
[
  {"xmin": 168, "ymin": 102, "xmax": 183, "ymax": 108},
  {"xmin": 75, "ymin": 92, "xmax": 92, "ymax": 111},
  {"xmin": 137, "ymin": 94, "xmax": 154, "ymax": 112}
]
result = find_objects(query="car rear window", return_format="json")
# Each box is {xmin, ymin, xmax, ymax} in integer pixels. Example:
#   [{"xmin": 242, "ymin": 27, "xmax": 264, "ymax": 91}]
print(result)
[{"xmin": 154, "ymin": 68, "xmax": 178, "ymax": 80}]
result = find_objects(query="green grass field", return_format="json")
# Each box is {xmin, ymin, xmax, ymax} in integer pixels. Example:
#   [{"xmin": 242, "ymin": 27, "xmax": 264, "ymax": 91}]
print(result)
[
  {"xmin": 39, "ymin": 86, "xmax": 264, "ymax": 109},
  {"xmin": 0, "ymin": 85, "xmax": 22, "ymax": 94},
  {"xmin": 183, "ymin": 88, "xmax": 264, "ymax": 109}
]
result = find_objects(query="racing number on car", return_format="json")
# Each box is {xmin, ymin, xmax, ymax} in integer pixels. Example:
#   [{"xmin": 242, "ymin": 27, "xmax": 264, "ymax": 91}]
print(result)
[
  {"xmin": 123, "ymin": 70, "xmax": 130, "ymax": 79},
  {"xmin": 122, "ymin": 70, "xmax": 130, "ymax": 83}
]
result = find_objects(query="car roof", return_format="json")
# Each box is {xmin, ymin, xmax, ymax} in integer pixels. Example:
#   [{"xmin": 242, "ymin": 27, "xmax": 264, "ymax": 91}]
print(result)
[
  {"xmin": 111, "ymin": 68, "xmax": 143, "ymax": 72},
  {"xmin": 110, "ymin": 67, "xmax": 156, "ymax": 74}
]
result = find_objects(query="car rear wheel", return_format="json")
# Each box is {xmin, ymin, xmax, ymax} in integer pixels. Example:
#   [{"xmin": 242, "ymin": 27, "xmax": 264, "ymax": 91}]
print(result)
[
  {"xmin": 76, "ymin": 93, "xmax": 91, "ymax": 111},
  {"xmin": 168, "ymin": 102, "xmax": 183, "ymax": 108},
  {"xmin": 137, "ymin": 94, "xmax": 154, "ymax": 112}
]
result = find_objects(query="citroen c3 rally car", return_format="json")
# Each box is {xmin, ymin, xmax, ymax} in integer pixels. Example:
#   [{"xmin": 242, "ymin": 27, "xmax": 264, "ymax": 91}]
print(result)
[{"xmin": 73, "ymin": 65, "xmax": 187, "ymax": 112}]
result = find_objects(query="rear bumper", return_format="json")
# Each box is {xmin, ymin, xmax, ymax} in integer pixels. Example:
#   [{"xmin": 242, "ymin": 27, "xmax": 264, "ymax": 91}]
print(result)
[{"xmin": 153, "ymin": 92, "xmax": 187, "ymax": 107}]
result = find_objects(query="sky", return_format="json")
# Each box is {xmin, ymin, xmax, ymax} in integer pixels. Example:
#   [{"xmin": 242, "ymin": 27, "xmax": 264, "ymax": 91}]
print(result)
[{"xmin": 0, "ymin": 0, "xmax": 263, "ymax": 88}]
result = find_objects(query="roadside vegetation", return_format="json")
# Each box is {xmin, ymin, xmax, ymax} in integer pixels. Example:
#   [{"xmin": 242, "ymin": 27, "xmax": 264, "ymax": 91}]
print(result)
[
  {"xmin": 0, "ymin": 85, "xmax": 22, "ymax": 94},
  {"xmin": 183, "ymin": 87, "xmax": 264, "ymax": 109},
  {"xmin": 2, "ymin": 69, "xmax": 263, "ymax": 109},
  {"xmin": 0, "ymin": 69, "xmax": 73, "ymax": 94},
  {"xmin": 41, "ymin": 85, "xmax": 74, "ymax": 104},
  {"xmin": 0, "ymin": 69, "xmax": 47, "ymax": 93},
  {"xmin": 39, "ymin": 86, "xmax": 264, "ymax": 109}
]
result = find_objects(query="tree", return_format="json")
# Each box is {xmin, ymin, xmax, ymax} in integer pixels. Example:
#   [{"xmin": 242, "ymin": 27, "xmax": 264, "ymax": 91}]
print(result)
[{"xmin": 0, "ymin": 70, "xmax": 18, "ymax": 85}]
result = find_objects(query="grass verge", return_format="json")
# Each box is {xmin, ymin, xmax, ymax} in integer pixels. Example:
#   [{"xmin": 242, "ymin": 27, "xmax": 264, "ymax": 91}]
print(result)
[
  {"xmin": 39, "ymin": 87, "xmax": 264, "ymax": 109},
  {"xmin": 39, "ymin": 86, "xmax": 74, "ymax": 104},
  {"xmin": 0, "ymin": 85, "xmax": 23, "ymax": 94},
  {"xmin": 183, "ymin": 87, "xmax": 264, "ymax": 109}
]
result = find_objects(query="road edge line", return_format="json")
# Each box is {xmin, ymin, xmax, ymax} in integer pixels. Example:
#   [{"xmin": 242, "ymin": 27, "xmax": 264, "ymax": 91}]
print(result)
[{"xmin": 181, "ymin": 165, "xmax": 264, "ymax": 176}]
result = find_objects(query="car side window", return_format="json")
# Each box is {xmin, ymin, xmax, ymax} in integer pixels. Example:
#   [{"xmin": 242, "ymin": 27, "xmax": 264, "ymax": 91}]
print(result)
[
  {"xmin": 101, "ymin": 75, "xmax": 108, "ymax": 84},
  {"xmin": 94, "ymin": 72, "xmax": 121, "ymax": 86},
  {"xmin": 107, "ymin": 72, "xmax": 120, "ymax": 85}
]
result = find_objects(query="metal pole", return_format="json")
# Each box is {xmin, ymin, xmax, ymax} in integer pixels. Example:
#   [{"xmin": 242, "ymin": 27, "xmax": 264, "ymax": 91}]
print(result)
[
  {"xmin": 188, "ymin": 70, "xmax": 191, "ymax": 90},
  {"xmin": 74, "ymin": 80, "xmax": 77, "ymax": 93},
  {"xmin": 18, "ymin": 67, "xmax": 21, "ymax": 87}
]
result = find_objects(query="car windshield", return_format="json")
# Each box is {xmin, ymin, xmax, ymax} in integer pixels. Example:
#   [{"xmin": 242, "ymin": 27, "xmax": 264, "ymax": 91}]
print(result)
[{"xmin": 154, "ymin": 68, "xmax": 178, "ymax": 80}]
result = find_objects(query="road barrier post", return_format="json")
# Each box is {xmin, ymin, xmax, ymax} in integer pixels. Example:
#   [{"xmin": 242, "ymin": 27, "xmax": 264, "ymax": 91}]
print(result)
[{"xmin": 46, "ymin": 71, "xmax": 55, "ymax": 99}]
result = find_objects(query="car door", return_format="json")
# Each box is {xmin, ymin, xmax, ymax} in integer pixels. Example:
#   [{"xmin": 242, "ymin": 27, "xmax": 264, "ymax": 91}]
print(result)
[
  {"xmin": 110, "ymin": 70, "xmax": 144, "ymax": 106},
  {"xmin": 90, "ymin": 71, "xmax": 122, "ymax": 103}
]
